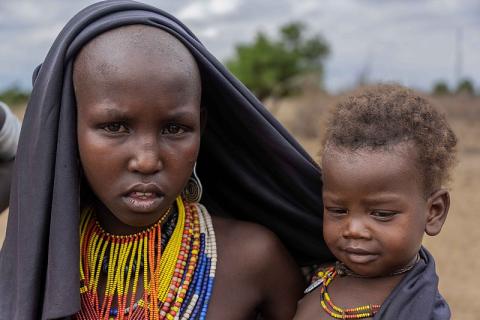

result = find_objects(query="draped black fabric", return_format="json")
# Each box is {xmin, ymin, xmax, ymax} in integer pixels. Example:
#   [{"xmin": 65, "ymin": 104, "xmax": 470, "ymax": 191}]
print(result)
[
  {"xmin": 374, "ymin": 247, "xmax": 451, "ymax": 320},
  {"xmin": 0, "ymin": 1, "xmax": 331, "ymax": 318},
  {"xmin": 0, "ymin": 161, "xmax": 13, "ymax": 213}
]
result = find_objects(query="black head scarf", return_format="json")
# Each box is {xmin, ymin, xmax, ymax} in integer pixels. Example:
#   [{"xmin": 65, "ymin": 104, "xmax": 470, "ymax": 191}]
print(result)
[{"xmin": 0, "ymin": 1, "xmax": 330, "ymax": 318}]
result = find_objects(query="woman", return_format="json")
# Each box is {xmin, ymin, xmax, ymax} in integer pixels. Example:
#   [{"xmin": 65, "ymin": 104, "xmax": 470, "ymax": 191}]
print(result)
[{"xmin": 0, "ymin": 1, "xmax": 330, "ymax": 319}]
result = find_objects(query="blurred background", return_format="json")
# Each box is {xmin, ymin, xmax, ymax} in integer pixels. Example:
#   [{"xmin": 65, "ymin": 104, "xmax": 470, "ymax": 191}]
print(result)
[{"xmin": 1, "ymin": 0, "xmax": 479, "ymax": 318}]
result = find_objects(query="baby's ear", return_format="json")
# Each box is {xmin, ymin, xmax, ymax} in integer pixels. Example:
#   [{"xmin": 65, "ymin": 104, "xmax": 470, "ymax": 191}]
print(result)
[{"xmin": 425, "ymin": 189, "xmax": 450, "ymax": 236}]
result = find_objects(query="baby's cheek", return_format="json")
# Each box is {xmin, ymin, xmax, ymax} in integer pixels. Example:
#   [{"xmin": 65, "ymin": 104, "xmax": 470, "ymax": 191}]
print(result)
[
  {"xmin": 384, "ymin": 229, "xmax": 419, "ymax": 257},
  {"xmin": 323, "ymin": 221, "xmax": 339, "ymax": 245}
]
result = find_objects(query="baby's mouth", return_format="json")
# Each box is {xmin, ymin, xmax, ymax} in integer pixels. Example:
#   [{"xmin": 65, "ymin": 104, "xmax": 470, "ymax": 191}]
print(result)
[{"xmin": 342, "ymin": 247, "xmax": 379, "ymax": 264}]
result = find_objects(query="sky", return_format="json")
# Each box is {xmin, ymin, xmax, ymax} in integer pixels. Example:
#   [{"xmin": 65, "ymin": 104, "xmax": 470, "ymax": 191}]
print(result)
[{"xmin": 0, "ymin": 0, "xmax": 479, "ymax": 93}]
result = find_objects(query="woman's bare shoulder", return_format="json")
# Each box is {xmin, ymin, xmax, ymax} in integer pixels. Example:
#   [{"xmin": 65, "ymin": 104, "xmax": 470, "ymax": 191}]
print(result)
[
  {"xmin": 211, "ymin": 215, "xmax": 289, "ymax": 267},
  {"xmin": 209, "ymin": 215, "xmax": 304, "ymax": 319}
]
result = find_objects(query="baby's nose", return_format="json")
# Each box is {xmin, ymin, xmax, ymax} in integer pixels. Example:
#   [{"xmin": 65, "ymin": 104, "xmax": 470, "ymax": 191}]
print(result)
[{"xmin": 342, "ymin": 217, "xmax": 371, "ymax": 240}]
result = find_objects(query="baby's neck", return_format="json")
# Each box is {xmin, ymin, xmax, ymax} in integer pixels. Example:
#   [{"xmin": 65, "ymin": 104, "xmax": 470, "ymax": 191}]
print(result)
[
  {"xmin": 335, "ymin": 253, "xmax": 419, "ymax": 278},
  {"xmin": 336, "ymin": 270, "xmax": 406, "ymax": 289}
]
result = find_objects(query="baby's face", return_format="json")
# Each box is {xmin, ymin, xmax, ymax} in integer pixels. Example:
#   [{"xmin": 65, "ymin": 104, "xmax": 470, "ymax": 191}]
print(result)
[
  {"xmin": 74, "ymin": 26, "xmax": 201, "ymax": 233},
  {"xmin": 321, "ymin": 144, "xmax": 427, "ymax": 277}
]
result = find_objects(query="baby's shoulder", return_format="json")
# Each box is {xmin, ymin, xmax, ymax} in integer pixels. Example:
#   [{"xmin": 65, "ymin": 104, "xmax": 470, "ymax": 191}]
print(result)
[{"xmin": 294, "ymin": 284, "xmax": 323, "ymax": 320}]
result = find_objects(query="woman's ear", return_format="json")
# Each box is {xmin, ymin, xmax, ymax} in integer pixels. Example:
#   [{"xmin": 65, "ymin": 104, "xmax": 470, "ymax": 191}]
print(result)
[{"xmin": 425, "ymin": 189, "xmax": 450, "ymax": 236}]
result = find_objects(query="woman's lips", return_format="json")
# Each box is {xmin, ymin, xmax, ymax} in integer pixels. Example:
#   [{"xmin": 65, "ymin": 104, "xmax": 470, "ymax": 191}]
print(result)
[{"xmin": 122, "ymin": 191, "xmax": 163, "ymax": 212}]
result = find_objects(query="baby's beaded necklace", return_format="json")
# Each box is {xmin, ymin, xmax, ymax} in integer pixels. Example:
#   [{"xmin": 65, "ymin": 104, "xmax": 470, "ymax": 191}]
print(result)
[
  {"xmin": 76, "ymin": 196, "xmax": 217, "ymax": 320},
  {"xmin": 316, "ymin": 255, "xmax": 419, "ymax": 319},
  {"xmin": 318, "ymin": 267, "xmax": 381, "ymax": 319}
]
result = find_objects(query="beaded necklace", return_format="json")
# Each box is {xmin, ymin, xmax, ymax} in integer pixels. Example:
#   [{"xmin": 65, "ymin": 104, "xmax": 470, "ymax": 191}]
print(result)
[
  {"xmin": 307, "ymin": 255, "xmax": 421, "ymax": 318},
  {"xmin": 318, "ymin": 267, "xmax": 381, "ymax": 319},
  {"xmin": 76, "ymin": 197, "xmax": 217, "ymax": 320}
]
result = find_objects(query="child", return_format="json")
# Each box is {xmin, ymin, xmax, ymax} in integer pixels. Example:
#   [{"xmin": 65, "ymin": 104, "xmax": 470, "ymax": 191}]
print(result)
[
  {"xmin": 0, "ymin": 1, "xmax": 330, "ymax": 319},
  {"xmin": 294, "ymin": 84, "xmax": 455, "ymax": 320}
]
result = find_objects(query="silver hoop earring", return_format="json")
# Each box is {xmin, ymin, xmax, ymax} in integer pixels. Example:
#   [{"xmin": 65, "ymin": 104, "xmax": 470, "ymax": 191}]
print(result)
[{"xmin": 182, "ymin": 163, "xmax": 203, "ymax": 203}]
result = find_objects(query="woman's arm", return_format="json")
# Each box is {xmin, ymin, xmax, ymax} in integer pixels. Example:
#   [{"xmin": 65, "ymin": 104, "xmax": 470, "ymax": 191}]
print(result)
[
  {"xmin": 256, "ymin": 229, "xmax": 305, "ymax": 320},
  {"xmin": 208, "ymin": 216, "xmax": 305, "ymax": 320}
]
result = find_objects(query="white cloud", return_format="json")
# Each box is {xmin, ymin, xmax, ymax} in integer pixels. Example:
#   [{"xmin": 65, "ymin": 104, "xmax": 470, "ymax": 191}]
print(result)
[
  {"xmin": 199, "ymin": 27, "xmax": 219, "ymax": 39},
  {"xmin": 0, "ymin": 1, "xmax": 43, "ymax": 22},
  {"xmin": 177, "ymin": 0, "xmax": 240, "ymax": 20}
]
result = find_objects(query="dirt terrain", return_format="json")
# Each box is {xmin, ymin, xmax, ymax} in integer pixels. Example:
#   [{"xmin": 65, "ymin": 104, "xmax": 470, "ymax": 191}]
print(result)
[{"xmin": 1, "ymin": 92, "xmax": 479, "ymax": 318}]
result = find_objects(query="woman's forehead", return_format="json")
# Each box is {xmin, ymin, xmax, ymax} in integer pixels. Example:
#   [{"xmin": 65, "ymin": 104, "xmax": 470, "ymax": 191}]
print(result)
[
  {"xmin": 73, "ymin": 25, "xmax": 201, "ymax": 103},
  {"xmin": 77, "ymin": 24, "xmax": 190, "ymax": 59},
  {"xmin": 74, "ymin": 25, "xmax": 198, "ymax": 80}
]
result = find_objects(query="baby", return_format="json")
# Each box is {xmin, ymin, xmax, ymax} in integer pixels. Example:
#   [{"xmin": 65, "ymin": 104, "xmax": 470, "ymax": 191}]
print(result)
[{"xmin": 294, "ymin": 84, "xmax": 455, "ymax": 319}]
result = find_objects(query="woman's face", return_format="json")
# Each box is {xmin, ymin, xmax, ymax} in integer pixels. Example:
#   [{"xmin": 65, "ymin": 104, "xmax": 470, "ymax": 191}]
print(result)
[{"xmin": 74, "ymin": 26, "xmax": 201, "ymax": 233}]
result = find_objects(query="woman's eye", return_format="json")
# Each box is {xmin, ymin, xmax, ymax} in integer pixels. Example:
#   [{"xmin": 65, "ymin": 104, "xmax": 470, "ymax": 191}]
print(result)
[
  {"xmin": 371, "ymin": 211, "xmax": 397, "ymax": 220},
  {"xmin": 162, "ymin": 124, "xmax": 185, "ymax": 135},
  {"xmin": 102, "ymin": 123, "xmax": 128, "ymax": 133},
  {"xmin": 325, "ymin": 207, "xmax": 348, "ymax": 216}
]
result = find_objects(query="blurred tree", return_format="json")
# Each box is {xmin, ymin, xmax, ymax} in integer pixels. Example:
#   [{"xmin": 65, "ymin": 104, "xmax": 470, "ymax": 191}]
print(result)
[
  {"xmin": 432, "ymin": 81, "xmax": 450, "ymax": 95},
  {"xmin": 456, "ymin": 78, "xmax": 475, "ymax": 95},
  {"xmin": 226, "ymin": 22, "xmax": 329, "ymax": 101},
  {"xmin": 0, "ymin": 85, "xmax": 30, "ymax": 107}
]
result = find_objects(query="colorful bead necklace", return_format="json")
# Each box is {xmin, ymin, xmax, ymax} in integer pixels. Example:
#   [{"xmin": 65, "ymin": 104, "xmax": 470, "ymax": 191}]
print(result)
[
  {"xmin": 76, "ymin": 197, "xmax": 217, "ymax": 320},
  {"xmin": 318, "ymin": 267, "xmax": 381, "ymax": 319},
  {"xmin": 99, "ymin": 210, "xmax": 178, "ymax": 279}
]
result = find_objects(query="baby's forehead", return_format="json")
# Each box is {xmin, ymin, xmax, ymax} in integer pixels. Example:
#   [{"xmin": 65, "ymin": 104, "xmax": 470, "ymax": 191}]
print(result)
[
  {"xmin": 321, "ymin": 144, "xmax": 426, "ymax": 195},
  {"xmin": 322, "ymin": 142, "xmax": 419, "ymax": 163}
]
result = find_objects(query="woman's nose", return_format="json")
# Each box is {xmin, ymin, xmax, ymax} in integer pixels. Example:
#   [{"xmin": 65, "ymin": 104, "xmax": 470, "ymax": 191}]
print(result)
[
  {"xmin": 127, "ymin": 140, "xmax": 163, "ymax": 174},
  {"xmin": 342, "ymin": 216, "xmax": 371, "ymax": 240}
]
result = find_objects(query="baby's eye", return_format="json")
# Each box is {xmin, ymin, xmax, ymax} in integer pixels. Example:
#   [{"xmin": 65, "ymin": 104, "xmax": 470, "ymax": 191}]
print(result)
[
  {"xmin": 162, "ymin": 123, "xmax": 185, "ymax": 135},
  {"xmin": 325, "ymin": 207, "xmax": 348, "ymax": 216},
  {"xmin": 102, "ymin": 122, "xmax": 128, "ymax": 133},
  {"xmin": 370, "ymin": 210, "xmax": 397, "ymax": 221}
]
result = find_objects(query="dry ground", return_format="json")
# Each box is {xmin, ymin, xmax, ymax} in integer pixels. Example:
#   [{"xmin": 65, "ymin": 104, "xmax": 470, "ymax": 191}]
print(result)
[{"xmin": 1, "ymin": 92, "xmax": 479, "ymax": 318}]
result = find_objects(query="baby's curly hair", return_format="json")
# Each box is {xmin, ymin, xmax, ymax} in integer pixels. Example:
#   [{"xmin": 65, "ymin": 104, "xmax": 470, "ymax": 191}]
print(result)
[{"xmin": 323, "ymin": 84, "xmax": 457, "ymax": 195}]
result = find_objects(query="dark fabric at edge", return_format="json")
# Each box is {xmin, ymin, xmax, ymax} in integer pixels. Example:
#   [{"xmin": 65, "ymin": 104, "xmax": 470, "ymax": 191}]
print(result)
[
  {"xmin": 374, "ymin": 247, "xmax": 451, "ymax": 320},
  {"xmin": 0, "ymin": 0, "xmax": 331, "ymax": 319}
]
